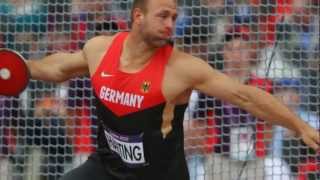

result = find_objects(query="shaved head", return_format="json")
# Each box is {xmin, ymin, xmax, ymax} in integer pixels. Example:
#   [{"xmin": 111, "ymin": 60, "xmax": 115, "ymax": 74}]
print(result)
[
  {"xmin": 131, "ymin": 0, "xmax": 149, "ymax": 22},
  {"xmin": 131, "ymin": 0, "xmax": 177, "ymax": 23},
  {"xmin": 132, "ymin": 0, "xmax": 149, "ymax": 12}
]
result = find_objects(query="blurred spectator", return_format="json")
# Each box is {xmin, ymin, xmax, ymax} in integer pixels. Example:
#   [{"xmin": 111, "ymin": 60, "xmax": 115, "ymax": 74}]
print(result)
[
  {"xmin": 0, "ymin": 96, "xmax": 18, "ymax": 180},
  {"xmin": 175, "ymin": 26, "xmax": 210, "ymax": 63},
  {"xmin": 71, "ymin": 0, "xmax": 105, "ymax": 15},
  {"xmin": 0, "ymin": 2, "xmax": 47, "ymax": 176},
  {"xmin": 200, "ymin": 0, "xmax": 224, "ymax": 10},
  {"xmin": 178, "ymin": 6, "xmax": 213, "ymax": 155},
  {"xmin": 279, "ymin": 0, "xmax": 320, "ymax": 114},
  {"xmin": 183, "ymin": 88, "xmax": 206, "ymax": 179},
  {"xmin": 272, "ymin": 78, "xmax": 320, "ymax": 179},
  {"xmin": 185, "ymin": 26, "xmax": 291, "ymax": 180},
  {"xmin": 25, "ymin": 90, "xmax": 71, "ymax": 180},
  {"xmin": 0, "ymin": 0, "xmax": 47, "ymax": 55},
  {"xmin": 254, "ymin": 0, "xmax": 319, "ymax": 112},
  {"xmin": 47, "ymin": 31, "xmax": 73, "ymax": 52},
  {"xmin": 203, "ymin": 28, "xmax": 275, "ymax": 180},
  {"xmin": 177, "ymin": 5, "xmax": 212, "ymax": 158},
  {"xmin": 70, "ymin": 0, "xmax": 127, "ymax": 42},
  {"xmin": 212, "ymin": 26, "xmax": 273, "ymax": 157},
  {"xmin": 254, "ymin": 46, "xmax": 302, "ymax": 79},
  {"xmin": 66, "ymin": 79, "xmax": 95, "ymax": 170},
  {"xmin": 247, "ymin": 0, "xmax": 319, "ymax": 116},
  {"xmin": 277, "ymin": 0, "xmax": 319, "ymax": 65},
  {"xmin": 225, "ymin": 0, "xmax": 258, "ymax": 24},
  {"xmin": 178, "ymin": 8, "xmax": 218, "ymax": 179},
  {"xmin": 175, "ymin": 0, "xmax": 227, "ymax": 51},
  {"xmin": 41, "ymin": 22, "xmax": 96, "ymax": 171},
  {"xmin": 0, "ymin": 95, "xmax": 24, "ymax": 180}
]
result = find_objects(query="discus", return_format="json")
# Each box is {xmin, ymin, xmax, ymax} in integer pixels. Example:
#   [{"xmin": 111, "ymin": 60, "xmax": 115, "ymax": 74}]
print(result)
[{"xmin": 0, "ymin": 49, "xmax": 30, "ymax": 96}]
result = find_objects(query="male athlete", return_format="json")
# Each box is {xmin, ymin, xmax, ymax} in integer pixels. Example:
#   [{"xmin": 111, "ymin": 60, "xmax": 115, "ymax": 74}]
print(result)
[{"xmin": 22, "ymin": 0, "xmax": 320, "ymax": 180}]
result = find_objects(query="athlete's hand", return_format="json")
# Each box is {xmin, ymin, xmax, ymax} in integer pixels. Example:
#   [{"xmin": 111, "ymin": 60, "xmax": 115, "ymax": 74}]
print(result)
[{"xmin": 298, "ymin": 124, "xmax": 320, "ymax": 151}]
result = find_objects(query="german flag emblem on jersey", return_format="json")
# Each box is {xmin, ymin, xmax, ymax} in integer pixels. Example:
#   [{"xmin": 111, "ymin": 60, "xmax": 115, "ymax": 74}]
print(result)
[{"xmin": 141, "ymin": 81, "xmax": 151, "ymax": 93}]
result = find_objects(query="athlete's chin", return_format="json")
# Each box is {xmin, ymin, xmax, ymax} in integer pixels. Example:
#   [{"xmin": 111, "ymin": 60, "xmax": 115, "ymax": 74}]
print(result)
[{"xmin": 150, "ymin": 39, "xmax": 170, "ymax": 48}]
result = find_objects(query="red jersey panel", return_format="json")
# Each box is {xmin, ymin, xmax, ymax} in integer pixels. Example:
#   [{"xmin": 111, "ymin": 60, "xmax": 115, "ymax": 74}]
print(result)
[{"xmin": 91, "ymin": 32, "xmax": 173, "ymax": 117}]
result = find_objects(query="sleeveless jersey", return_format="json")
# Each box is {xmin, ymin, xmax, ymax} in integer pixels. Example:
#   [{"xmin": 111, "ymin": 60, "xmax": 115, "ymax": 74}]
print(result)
[{"xmin": 91, "ymin": 32, "xmax": 189, "ymax": 180}]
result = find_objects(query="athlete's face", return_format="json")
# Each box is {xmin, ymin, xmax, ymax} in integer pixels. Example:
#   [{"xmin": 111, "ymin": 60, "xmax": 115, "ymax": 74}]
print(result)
[
  {"xmin": 138, "ymin": 0, "xmax": 178, "ymax": 47},
  {"xmin": 223, "ymin": 38, "xmax": 254, "ymax": 77}
]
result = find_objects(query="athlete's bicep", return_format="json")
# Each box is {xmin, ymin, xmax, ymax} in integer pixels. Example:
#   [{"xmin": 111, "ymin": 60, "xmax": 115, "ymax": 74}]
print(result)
[
  {"xmin": 183, "ymin": 55, "xmax": 246, "ymax": 106},
  {"xmin": 59, "ymin": 51, "xmax": 89, "ymax": 79},
  {"xmin": 194, "ymin": 64, "xmax": 243, "ymax": 101},
  {"xmin": 28, "ymin": 50, "xmax": 89, "ymax": 82}
]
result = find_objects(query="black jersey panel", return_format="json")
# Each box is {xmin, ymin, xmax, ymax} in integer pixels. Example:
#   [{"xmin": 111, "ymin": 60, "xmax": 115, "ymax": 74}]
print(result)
[{"xmin": 93, "ymin": 95, "xmax": 189, "ymax": 180}]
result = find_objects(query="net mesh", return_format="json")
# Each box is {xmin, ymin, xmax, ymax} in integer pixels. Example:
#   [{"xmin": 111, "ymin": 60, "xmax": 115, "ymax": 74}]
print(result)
[{"xmin": 0, "ymin": 0, "xmax": 319, "ymax": 180}]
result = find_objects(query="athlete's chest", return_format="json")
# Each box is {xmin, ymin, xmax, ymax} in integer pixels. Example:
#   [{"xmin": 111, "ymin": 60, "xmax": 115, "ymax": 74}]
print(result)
[
  {"xmin": 91, "ymin": 65, "xmax": 188, "ymax": 116},
  {"xmin": 96, "ymin": 71, "xmax": 161, "ymax": 104},
  {"xmin": 89, "ymin": 35, "xmax": 189, "ymax": 114}
]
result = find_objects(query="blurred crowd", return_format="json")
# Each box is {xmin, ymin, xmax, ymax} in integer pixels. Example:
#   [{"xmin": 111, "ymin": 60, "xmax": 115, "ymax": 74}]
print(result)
[{"xmin": 0, "ymin": 0, "xmax": 319, "ymax": 180}]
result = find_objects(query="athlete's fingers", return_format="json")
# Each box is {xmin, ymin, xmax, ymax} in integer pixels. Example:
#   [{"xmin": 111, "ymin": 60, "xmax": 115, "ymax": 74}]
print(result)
[
  {"xmin": 301, "ymin": 131, "xmax": 320, "ymax": 151},
  {"xmin": 310, "ymin": 128, "xmax": 320, "ymax": 150},
  {"xmin": 312, "ymin": 130, "xmax": 320, "ymax": 150},
  {"xmin": 306, "ymin": 138, "xmax": 319, "ymax": 151},
  {"xmin": 0, "ymin": 49, "xmax": 30, "ymax": 96}
]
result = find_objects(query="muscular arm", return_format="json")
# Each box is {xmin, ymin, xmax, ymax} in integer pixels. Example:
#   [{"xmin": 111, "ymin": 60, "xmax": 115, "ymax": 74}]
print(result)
[
  {"xmin": 176, "ymin": 52, "xmax": 320, "ymax": 150},
  {"xmin": 25, "ymin": 35, "xmax": 113, "ymax": 83},
  {"xmin": 26, "ymin": 51, "xmax": 88, "ymax": 83},
  {"xmin": 195, "ymin": 66, "xmax": 300, "ymax": 130}
]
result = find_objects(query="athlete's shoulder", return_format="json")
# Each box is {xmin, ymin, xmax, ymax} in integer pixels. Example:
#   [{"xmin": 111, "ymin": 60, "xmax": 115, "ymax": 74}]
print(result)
[
  {"xmin": 167, "ymin": 48, "xmax": 217, "ymax": 86},
  {"xmin": 169, "ymin": 48, "xmax": 211, "ymax": 70},
  {"xmin": 83, "ymin": 34, "xmax": 116, "ymax": 52}
]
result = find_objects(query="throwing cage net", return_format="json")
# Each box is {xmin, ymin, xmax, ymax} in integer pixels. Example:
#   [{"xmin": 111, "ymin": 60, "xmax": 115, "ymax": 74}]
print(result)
[{"xmin": 0, "ymin": 0, "xmax": 319, "ymax": 180}]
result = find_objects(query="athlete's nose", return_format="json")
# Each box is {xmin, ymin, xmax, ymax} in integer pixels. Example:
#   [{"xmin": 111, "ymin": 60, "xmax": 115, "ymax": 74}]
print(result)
[
  {"xmin": 164, "ymin": 27, "xmax": 173, "ymax": 37},
  {"xmin": 164, "ymin": 18, "xmax": 174, "ymax": 35}
]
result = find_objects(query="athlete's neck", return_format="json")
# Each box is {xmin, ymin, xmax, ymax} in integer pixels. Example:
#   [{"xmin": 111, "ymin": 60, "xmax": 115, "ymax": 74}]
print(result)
[{"xmin": 118, "ymin": 32, "xmax": 158, "ymax": 73}]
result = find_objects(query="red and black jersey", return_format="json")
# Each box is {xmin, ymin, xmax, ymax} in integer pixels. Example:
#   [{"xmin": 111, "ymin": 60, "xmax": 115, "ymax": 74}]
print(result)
[{"xmin": 91, "ymin": 32, "xmax": 189, "ymax": 180}]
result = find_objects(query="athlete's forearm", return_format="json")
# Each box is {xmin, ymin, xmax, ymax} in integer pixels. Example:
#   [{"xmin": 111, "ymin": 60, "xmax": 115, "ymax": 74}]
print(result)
[
  {"xmin": 26, "ymin": 51, "xmax": 88, "ymax": 83},
  {"xmin": 237, "ymin": 85, "xmax": 309, "ymax": 135}
]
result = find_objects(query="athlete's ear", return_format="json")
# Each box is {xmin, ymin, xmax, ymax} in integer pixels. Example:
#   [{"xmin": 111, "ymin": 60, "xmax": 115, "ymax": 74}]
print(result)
[{"xmin": 132, "ymin": 8, "xmax": 144, "ymax": 25}]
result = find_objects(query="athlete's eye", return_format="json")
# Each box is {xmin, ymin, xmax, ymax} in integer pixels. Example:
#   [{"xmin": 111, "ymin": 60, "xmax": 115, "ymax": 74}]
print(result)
[
  {"xmin": 172, "ymin": 15, "xmax": 178, "ymax": 22},
  {"xmin": 157, "ymin": 11, "xmax": 170, "ymax": 19},
  {"xmin": 158, "ymin": 14, "xmax": 168, "ymax": 19}
]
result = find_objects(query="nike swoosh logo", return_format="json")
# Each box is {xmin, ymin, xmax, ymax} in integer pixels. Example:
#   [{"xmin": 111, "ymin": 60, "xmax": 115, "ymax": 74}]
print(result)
[{"xmin": 101, "ymin": 72, "xmax": 114, "ymax": 77}]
